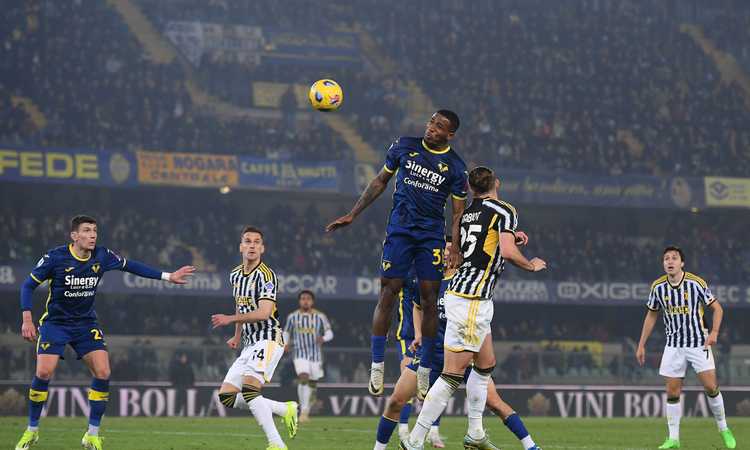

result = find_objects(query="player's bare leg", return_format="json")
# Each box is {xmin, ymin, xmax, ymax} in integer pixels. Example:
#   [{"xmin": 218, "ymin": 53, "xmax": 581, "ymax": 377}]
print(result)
[
  {"xmin": 697, "ymin": 369, "xmax": 736, "ymax": 448},
  {"xmin": 370, "ymin": 277, "xmax": 404, "ymax": 395},
  {"xmin": 486, "ymin": 378, "xmax": 542, "ymax": 450},
  {"xmin": 80, "ymin": 350, "xmax": 111, "ymax": 450},
  {"xmin": 415, "ymin": 279, "xmax": 440, "ymax": 399},
  {"xmin": 660, "ymin": 377, "xmax": 683, "ymax": 449},
  {"xmin": 297, "ymin": 372, "xmax": 312, "ymax": 422},
  {"xmin": 15, "ymin": 354, "xmax": 60, "ymax": 450},
  {"xmin": 397, "ymin": 356, "xmax": 415, "ymax": 440},
  {"xmin": 375, "ymin": 366, "xmax": 418, "ymax": 450}
]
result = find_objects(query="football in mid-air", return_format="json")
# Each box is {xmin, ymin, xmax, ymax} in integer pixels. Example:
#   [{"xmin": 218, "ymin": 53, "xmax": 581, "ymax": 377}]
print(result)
[{"xmin": 308, "ymin": 79, "xmax": 343, "ymax": 111}]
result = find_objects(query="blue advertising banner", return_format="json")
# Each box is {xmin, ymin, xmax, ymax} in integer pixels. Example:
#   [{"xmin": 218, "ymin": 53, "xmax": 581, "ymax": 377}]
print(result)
[
  {"xmin": 496, "ymin": 170, "xmax": 705, "ymax": 209},
  {"xmin": 0, "ymin": 147, "xmax": 137, "ymax": 186},
  {"xmin": 1, "ymin": 264, "xmax": 749, "ymax": 307},
  {"xmin": 238, "ymin": 157, "xmax": 344, "ymax": 192}
]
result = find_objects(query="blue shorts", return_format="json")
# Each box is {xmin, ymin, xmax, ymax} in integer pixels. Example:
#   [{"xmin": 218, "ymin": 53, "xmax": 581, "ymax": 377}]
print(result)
[
  {"xmin": 37, "ymin": 322, "xmax": 107, "ymax": 359},
  {"xmin": 397, "ymin": 339, "xmax": 415, "ymax": 360},
  {"xmin": 381, "ymin": 231, "xmax": 444, "ymax": 281}
]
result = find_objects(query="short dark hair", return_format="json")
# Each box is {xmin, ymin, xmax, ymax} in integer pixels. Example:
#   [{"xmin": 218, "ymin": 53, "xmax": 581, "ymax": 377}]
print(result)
[
  {"xmin": 298, "ymin": 290, "xmax": 315, "ymax": 301},
  {"xmin": 663, "ymin": 246, "xmax": 685, "ymax": 262},
  {"xmin": 240, "ymin": 225, "xmax": 263, "ymax": 240},
  {"xmin": 71, "ymin": 215, "xmax": 97, "ymax": 232},
  {"xmin": 445, "ymin": 235, "xmax": 452, "ymax": 243},
  {"xmin": 436, "ymin": 109, "xmax": 460, "ymax": 132},
  {"xmin": 468, "ymin": 166, "xmax": 495, "ymax": 195}
]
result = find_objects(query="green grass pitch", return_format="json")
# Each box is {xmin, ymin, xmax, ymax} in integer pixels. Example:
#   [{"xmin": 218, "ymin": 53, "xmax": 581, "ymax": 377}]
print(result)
[{"xmin": 1, "ymin": 416, "xmax": 748, "ymax": 449}]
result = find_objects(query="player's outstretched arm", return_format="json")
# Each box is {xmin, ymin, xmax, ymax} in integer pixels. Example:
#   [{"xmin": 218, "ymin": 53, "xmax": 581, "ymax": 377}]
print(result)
[
  {"xmin": 499, "ymin": 232, "xmax": 546, "ymax": 272},
  {"xmin": 325, "ymin": 168, "xmax": 394, "ymax": 232},
  {"xmin": 636, "ymin": 309, "xmax": 659, "ymax": 366},
  {"xmin": 19, "ymin": 276, "xmax": 40, "ymax": 342},
  {"xmin": 212, "ymin": 299, "xmax": 274, "ymax": 328},
  {"xmin": 123, "ymin": 260, "xmax": 196, "ymax": 284}
]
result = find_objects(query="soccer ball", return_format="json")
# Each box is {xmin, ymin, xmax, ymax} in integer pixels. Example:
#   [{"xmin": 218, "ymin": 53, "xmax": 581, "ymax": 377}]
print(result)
[{"xmin": 308, "ymin": 79, "xmax": 343, "ymax": 111}]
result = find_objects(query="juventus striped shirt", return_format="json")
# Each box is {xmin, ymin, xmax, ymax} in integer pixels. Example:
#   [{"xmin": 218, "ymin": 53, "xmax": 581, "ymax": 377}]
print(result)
[
  {"xmin": 283, "ymin": 309, "xmax": 333, "ymax": 362},
  {"xmin": 448, "ymin": 198, "xmax": 518, "ymax": 300},
  {"xmin": 229, "ymin": 262, "xmax": 282, "ymax": 347},
  {"xmin": 646, "ymin": 272, "xmax": 716, "ymax": 348}
]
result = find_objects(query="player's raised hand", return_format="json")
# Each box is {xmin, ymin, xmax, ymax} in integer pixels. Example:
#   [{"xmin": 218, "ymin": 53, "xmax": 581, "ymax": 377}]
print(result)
[
  {"xmin": 529, "ymin": 257, "xmax": 547, "ymax": 272},
  {"xmin": 169, "ymin": 265, "xmax": 196, "ymax": 284},
  {"xmin": 21, "ymin": 320, "xmax": 37, "ymax": 342},
  {"xmin": 212, "ymin": 314, "xmax": 234, "ymax": 328},
  {"xmin": 515, "ymin": 231, "xmax": 529, "ymax": 246},
  {"xmin": 226, "ymin": 335, "xmax": 240, "ymax": 349},
  {"xmin": 635, "ymin": 345, "xmax": 646, "ymax": 367},
  {"xmin": 325, "ymin": 213, "xmax": 354, "ymax": 233}
]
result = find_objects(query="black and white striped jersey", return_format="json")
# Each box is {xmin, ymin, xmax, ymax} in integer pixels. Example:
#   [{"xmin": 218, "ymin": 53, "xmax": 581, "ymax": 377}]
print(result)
[
  {"xmin": 647, "ymin": 272, "xmax": 716, "ymax": 348},
  {"xmin": 448, "ymin": 197, "xmax": 517, "ymax": 300},
  {"xmin": 283, "ymin": 309, "xmax": 333, "ymax": 362},
  {"xmin": 229, "ymin": 262, "xmax": 282, "ymax": 347}
]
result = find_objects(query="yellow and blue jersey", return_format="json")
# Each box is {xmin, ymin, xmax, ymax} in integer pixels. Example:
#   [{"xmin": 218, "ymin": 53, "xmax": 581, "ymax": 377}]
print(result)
[
  {"xmin": 29, "ymin": 244, "xmax": 126, "ymax": 325},
  {"xmin": 383, "ymin": 136, "xmax": 467, "ymax": 240}
]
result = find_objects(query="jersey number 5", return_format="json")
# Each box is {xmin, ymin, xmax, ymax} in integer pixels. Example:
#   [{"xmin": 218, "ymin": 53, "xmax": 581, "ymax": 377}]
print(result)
[{"xmin": 460, "ymin": 224, "xmax": 482, "ymax": 258}]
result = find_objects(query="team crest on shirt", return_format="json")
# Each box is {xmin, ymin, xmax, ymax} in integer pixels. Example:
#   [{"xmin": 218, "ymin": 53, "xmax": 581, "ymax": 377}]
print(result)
[
  {"xmin": 91, "ymin": 263, "xmax": 101, "ymax": 274},
  {"xmin": 40, "ymin": 342, "xmax": 50, "ymax": 350},
  {"xmin": 65, "ymin": 267, "xmax": 75, "ymax": 272},
  {"xmin": 382, "ymin": 260, "xmax": 392, "ymax": 271},
  {"xmin": 684, "ymin": 290, "xmax": 689, "ymax": 300},
  {"xmin": 409, "ymin": 152, "xmax": 419, "ymax": 157},
  {"xmin": 438, "ymin": 162, "xmax": 449, "ymax": 172}
]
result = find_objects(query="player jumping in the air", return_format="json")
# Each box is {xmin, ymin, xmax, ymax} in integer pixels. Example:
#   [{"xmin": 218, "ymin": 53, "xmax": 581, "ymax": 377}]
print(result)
[
  {"xmin": 636, "ymin": 246, "xmax": 736, "ymax": 449},
  {"xmin": 326, "ymin": 110, "xmax": 468, "ymax": 398},
  {"xmin": 375, "ymin": 239, "xmax": 543, "ymax": 450},
  {"xmin": 402, "ymin": 167, "xmax": 547, "ymax": 450},
  {"xmin": 15, "ymin": 215, "xmax": 195, "ymax": 450},
  {"xmin": 283, "ymin": 290, "xmax": 334, "ymax": 422},
  {"xmin": 211, "ymin": 226, "xmax": 298, "ymax": 450}
]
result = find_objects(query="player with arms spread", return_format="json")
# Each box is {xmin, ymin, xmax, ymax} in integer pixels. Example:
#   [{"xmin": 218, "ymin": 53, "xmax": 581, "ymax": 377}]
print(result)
[
  {"xmin": 211, "ymin": 226, "xmax": 298, "ymax": 450},
  {"xmin": 636, "ymin": 246, "xmax": 736, "ymax": 449},
  {"xmin": 402, "ymin": 167, "xmax": 547, "ymax": 450},
  {"xmin": 327, "ymin": 110, "xmax": 468, "ymax": 398},
  {"xmin": 15, "ymin": 215, "xmax": 195, "ymax": 450}
]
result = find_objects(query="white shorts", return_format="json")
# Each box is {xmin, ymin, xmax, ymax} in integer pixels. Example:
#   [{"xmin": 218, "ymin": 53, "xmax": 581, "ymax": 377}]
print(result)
[
  {"xmin": 223, "ymin": 340, "xmax": 284, "ymax": 387},
  {"xmin": 293, "ymin": 358, "xmax": 324, "ymax": 381},
  {"xmin": 659, "ymin": 346, "xmax": 716, "ymax": 378},
  {"xmin": 443, "ymin": 292, "xmax": 494, "ymax": 353}
]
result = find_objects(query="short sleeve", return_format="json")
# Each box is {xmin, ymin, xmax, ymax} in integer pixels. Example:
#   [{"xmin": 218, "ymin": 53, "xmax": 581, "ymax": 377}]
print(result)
[
  {"xmin": 320, "ymin": 314, "xmax": 332, "ymax": 333},
  {"xmin": 451, "ymin": 167, "xmax": 468, "ymax": 199},
  {"xmin": 258, "ymin": 269, "xmax": 277, "ymax": 302},
  {"xmin": 383, "ymin": 139, "xmax": 400, "ymax": 174},
  {"xmin": 701, "ymin": 284, "xmax": 716, "ymax": 306},
  {"xmin": 30, "ymin": 253, "xmax": 54, "ymax": 284},
  {"xmin": 102, "ymin": 248, "xmax": 126, "ymax": 272},
  {"xmin": 646, "ymin": 287, "xmax": 661, "ymax": 311},
  {"xmin": 496, "ymin": 203, "xmax": 518, "ymax": 234}
]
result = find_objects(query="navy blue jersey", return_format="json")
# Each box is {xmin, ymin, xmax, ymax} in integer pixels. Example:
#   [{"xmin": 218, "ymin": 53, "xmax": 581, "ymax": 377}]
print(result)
[
  {"xmin": 383, "ymin": 137, "xmax": 467, "ymax": 239},
  {"xmin": 395, "ymin": 269, "xmax": 419, "ymax": 341},
  {"xmin": 29, "ymin": 245, "xmax": 126, "ymax": 324}
]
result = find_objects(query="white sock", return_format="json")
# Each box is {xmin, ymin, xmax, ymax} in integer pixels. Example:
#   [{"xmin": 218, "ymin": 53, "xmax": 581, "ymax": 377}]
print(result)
[
  {"xmin": 264, "ymin": 397, "xmax": 289, "ymax": 417},
  {"xmin": 27, "ymin": 426, "xmax": 39, "ymax": 432},
  {"xmin": 408, "ymin": 375, "xmax": 458, "ymax": 445},
  {"xmin": 248, "ymin": 396, "xmax": 284, "ymax": 447},
  {"xmin": 429, "ymin": 425, "xmax": 440, "ymax": 436},
  {"xmin": 298, "ymin": 383, "xmax": 308, "ymax": 412},
  {"xmin": 521, "ymin": 435, "xmax": 535, "ymax": 448},
  {"xmin": 665, "ymin": 399, "xmax": 682, "ymax": 440},
  {"xmin": 87, "ymin": 425, "xmax": 99, "ymax": 436},
  {"xmin": 399, "ymin": 423, "xmax": 409, "ymax": 434},
  {"xmin": 374, "ymin": 442, "xmax": 387, "ymax": 450},
  {"xmin": 303, "ymin": 384, "xmax": 314, "ymax": 413},
  {"xmin": 706, "ymin": 392, "xmax": 728, "ymax": 431},
  {"xmin": 466, "ymin": 369, "xmax": 490, "ymax": 440}
]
